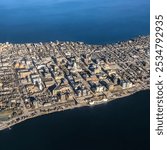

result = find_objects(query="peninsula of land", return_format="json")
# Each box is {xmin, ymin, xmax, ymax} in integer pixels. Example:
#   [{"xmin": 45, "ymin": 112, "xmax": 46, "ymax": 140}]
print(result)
[{"xmin": 0, "ymin": 36, "xmax": 150, "ymax": 131}]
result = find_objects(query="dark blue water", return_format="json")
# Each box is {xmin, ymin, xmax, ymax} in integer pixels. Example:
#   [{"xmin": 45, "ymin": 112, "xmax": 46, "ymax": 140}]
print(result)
[
  {"xmin": 0, "ymin": 0, "xmax": 149, "ymax": 44},
  {"xmin": 0, "ymin": 0, "xmax": 150, "ymax": 149},
  {"xmin": 0, "ymin": 90, "xmax": 150, "ymax": 150}
]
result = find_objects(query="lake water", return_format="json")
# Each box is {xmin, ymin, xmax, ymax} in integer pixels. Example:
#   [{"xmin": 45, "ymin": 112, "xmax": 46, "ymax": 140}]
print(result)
[
  {"xmin": 0, "ymin": 0, "xmax": 150, "ymax": 150},
  {"xmin": 0, "ymin": 0, "xmax": 149, "ymax": 44},
  {"xmin": 0, "ymin": 90, "xmax": 150, "ymax": 150}
]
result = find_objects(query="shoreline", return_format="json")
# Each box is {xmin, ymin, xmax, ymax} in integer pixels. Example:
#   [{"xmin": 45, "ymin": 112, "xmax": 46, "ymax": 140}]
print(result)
[
  {"xmin": 0, "ymin": 36, "xmax": 150, "ymax": 132},
  {"xmin": 0, "ymin": 35, "xmax": 149, "ymax": 46},
  {"xmin": 0, "ymin": 87, "xmax": 149, "ymax": 131}
]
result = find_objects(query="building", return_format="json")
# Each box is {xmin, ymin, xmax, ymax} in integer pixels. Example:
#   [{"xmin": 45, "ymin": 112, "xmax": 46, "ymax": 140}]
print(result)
[
  {"xmin": 0, "ymin": 81, "xmax": 3, "ymax": 89},
  {"xmin": 120, "ymin": 80, "xmax": 127, "ymax": 89}
]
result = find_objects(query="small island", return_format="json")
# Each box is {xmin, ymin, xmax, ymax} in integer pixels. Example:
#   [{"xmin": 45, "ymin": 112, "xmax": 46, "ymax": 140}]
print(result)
[{"xmin": 0, "ymin": 36, "xmax": 150, "ymax": 131}]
